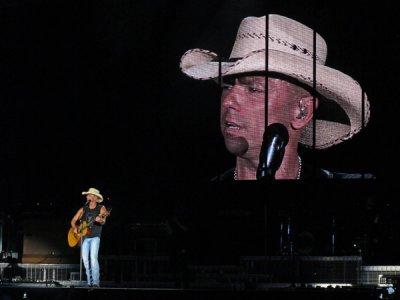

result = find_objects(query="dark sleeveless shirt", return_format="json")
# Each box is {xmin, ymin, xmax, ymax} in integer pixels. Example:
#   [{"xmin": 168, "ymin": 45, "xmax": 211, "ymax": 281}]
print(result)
[{"xmin": 82, "ymin": 204, "xmax": 104, "ymax": 238}]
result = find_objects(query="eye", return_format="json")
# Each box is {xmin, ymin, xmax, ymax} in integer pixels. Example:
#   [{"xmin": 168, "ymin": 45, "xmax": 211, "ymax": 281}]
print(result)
[
  {"xmin": 221, "ymin": 83, "xmax": 233, "ymax": 90},
  {"xmin": 248, "ymin": 86, "xmax": 264, "ymax": 93},
  {"xmin": 222, "ymin": 77, "xmax": 235, "ymax": 89}
]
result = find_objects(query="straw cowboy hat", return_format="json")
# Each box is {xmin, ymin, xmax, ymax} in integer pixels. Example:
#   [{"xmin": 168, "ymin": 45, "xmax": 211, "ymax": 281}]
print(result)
[
  {"xmin": 180, "ymin": 14, "xmax": 370, "ymax": 149},
  {"xmin": 82, "ymin": 187, "xmax": 103, "ymax": 202}
]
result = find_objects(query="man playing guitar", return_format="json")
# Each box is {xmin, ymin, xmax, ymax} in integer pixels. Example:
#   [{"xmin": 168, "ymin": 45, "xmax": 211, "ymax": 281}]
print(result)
[{"xmin": 70, "ymin": 187, "xmax": 108, "ymax": 287}]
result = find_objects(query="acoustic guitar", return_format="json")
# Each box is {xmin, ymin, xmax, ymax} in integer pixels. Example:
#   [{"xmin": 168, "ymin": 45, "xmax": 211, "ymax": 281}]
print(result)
[{"xmin": 67, "ymin": 208, "xmax": 111, "ymax": 248}]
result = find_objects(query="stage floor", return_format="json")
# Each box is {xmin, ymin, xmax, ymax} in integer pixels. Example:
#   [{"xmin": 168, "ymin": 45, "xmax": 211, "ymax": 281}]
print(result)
[{"xmin": 0, "ymin": 283, "xmax": 390, "ymax": 300}]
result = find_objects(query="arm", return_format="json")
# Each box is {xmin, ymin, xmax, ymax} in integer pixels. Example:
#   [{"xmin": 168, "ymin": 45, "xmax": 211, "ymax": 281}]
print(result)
[
  {"xmin": 95, "ymin": 206, "xmax": 108, "ymax": 225},
  {"xmin": 71, "ymin": 207, "xmax": 84, "ymax": 234}
]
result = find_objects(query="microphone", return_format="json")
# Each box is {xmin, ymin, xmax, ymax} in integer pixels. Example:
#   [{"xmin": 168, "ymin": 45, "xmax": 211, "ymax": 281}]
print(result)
[{"xmin": 256, "ymin": 123, "xmax": 289, "ymax": 181}]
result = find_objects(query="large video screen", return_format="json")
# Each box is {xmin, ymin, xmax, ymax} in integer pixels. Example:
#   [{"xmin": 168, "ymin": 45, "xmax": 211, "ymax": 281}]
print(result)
[{"xmin": 1, "ymin": 1, "xmax": 396, "ymax": 290}]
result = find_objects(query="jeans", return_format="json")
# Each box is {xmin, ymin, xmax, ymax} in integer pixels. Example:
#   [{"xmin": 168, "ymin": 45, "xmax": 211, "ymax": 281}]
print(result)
[{"xmin": 81, "ymin": 237, "xmax": 100, "ymax": 286}]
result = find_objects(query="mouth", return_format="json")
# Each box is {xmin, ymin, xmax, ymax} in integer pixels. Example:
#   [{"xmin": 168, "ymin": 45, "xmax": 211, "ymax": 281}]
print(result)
[
  {"xmin": 224, "ymin": 121, "xmax": 240, "ymax": 130},
  {"xmin": 223, "ymin": 120, "xmax": 242, "ymax": 137}
]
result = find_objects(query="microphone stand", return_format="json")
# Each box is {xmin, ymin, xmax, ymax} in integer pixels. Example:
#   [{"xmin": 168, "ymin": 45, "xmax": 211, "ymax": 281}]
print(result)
[
  {"xmin": 287, "ymin": 216, "xmax": 296, "ymax": 288},
  {"xmin": 256, "ymin": 123, "xmax": 288, "ymax": 284},
  {"xmin": 331, "ymin": 216, "xmax": 336, "ymax": 256},
  {"xmin": 257, "ymin": 141, "xmax": 275, "ymax": 285},
  {"xmin": 79, "ymin": 201, "xmax": 88, "ymax": 285},
  {"xmin": 79, "ymin": 215, "xmax": 83, "ymax": 284},
  {"xmin": 259, "ymin": 124, "xmax": 297, "ymax": 288}
]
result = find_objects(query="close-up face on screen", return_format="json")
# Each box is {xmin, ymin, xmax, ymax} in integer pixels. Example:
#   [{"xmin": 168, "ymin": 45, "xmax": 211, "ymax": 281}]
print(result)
[
  {"xmin": 1, "ymin": 1, "xmax": 399, "ymax": 299},
  {"xmin": 180, "ymin": 14, "xmax": 372, "ymax": 181},
  {"xmin": 220, "ymin": 75, "xmax": 318, "ymax": 180}
]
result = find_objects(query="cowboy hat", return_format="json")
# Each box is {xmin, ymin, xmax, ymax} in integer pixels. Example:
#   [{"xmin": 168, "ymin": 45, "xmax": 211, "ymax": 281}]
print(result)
[
  {"xmin": 180, "ymin": 14, "xmax": 370, "ymax": 149},
  {"xmin": 82, "ymin": 187, "xmax": 103, "ymax": 202}
]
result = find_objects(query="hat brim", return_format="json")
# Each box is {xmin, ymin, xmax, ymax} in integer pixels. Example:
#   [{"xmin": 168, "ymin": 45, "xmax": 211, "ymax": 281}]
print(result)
[
  {"xmin": 82, "ymin": 191, "xmax": 103, "ymax": 202},
  {"xmin": 180, "ymin": 48, "xmax": 370, "ymax": 149}
]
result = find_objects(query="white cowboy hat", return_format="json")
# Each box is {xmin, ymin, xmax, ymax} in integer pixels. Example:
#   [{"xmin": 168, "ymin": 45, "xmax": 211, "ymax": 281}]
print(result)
[
  {"xmin": 82, "ymin": 187, "xmax": 103, "ymax": 202},
  {"xmin": 180, "ymin": 14, "xmax": 370, "ymax": 149}
]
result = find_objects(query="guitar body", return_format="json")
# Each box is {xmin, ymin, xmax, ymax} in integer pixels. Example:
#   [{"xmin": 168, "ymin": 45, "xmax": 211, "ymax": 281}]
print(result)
[{"xmin": 67, "ymin": 221, "xmax": 91, "ymax": 248}]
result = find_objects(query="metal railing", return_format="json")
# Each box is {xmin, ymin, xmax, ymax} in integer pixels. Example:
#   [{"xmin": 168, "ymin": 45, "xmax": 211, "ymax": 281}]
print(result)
[
  {"xmin": 0, "ymin": 256, "xmax": 172, "ymax": 284},
  {"xmin": 0, "ymin": 263, "xmax": 79, "ymax": 282},
  {"xmin": 240, "ymin": 256, "xmax": 362, "ymax": 284}
]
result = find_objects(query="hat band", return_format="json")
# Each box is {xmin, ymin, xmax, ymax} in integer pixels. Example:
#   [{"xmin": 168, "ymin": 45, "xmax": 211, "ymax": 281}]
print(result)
[{"xmin": 231, "ymin": 33, "xmax": 324, "ymax": 64}]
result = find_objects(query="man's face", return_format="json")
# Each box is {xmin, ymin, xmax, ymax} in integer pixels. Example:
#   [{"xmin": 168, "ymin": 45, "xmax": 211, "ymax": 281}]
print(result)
[
  {"xmin": 86, "ymin": 194, "xmax": 98, "ymax": 203},
  {"xmin": 220, "ymin": 75, "xmax": 299, "ymax": 159}
]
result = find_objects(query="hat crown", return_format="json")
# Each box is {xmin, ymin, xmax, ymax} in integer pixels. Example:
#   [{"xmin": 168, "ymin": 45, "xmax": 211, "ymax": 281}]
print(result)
[
  {"xmin": 230, "ymin": 15, "xmax": 327, "ymax": 65},
  {"xmin": 87, "ymin": 188, "xmax": 100, "ymax": 194}
]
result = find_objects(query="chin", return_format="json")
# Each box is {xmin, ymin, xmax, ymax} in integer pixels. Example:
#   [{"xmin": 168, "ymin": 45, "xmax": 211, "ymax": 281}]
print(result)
[{"xmin": 224, "ymin": 136, "xmax": 249, "ymax": 156}]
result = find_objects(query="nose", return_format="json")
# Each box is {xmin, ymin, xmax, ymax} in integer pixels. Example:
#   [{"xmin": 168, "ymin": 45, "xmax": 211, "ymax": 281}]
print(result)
[{"xmin": 221, "ymin": 85, "xmax": 241, "ymax": 111}]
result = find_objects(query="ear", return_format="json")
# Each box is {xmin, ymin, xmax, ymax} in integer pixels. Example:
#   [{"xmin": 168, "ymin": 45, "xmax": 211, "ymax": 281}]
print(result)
[{"xmin": 291, "ymin": 96, "xmax": 318, "ymax": 130}]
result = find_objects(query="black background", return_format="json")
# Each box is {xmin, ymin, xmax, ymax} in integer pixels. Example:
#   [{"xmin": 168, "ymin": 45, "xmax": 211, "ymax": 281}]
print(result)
[{"xmin": 1, "ymin": 0, "xmax": 399, "ymax": 264}]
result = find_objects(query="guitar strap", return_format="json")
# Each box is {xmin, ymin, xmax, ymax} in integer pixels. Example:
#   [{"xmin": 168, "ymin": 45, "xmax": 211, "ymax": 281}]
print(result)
[
  {"xmin": 82, "ymin": 204, "xmax": 103, "ymax": 237},
  {"xmin": 82, "ymin": 206, "xmax": 93, "ymax": 228},
  {"xmin": 82, "ymin": 206, "xmax": 89, "ymax": 225}
]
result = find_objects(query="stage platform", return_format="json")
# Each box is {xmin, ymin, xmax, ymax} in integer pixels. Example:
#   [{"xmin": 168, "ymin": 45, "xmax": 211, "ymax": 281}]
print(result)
[
  {"xmin": 1, "ymin": 258, "xmax": 399, "ymax": 299},
  {"xmin": 0, "ymin": 283, "xmax": 392, "ymax": 300}
]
